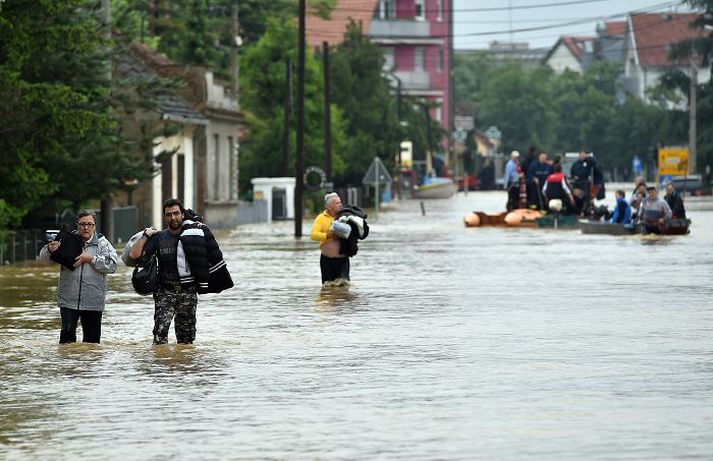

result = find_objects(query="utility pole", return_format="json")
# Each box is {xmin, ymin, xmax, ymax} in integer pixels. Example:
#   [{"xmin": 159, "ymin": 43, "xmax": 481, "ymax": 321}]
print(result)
[
  {"xmin": 283, "ymin": 59, "xmax": 292, "ymax": 176},
  {"xmin": 295, "ymin": 0, "xmax": 305, "ymax": 238},
  {"xmin": 100, "ymin": 0, "xmax": 113, "ymax": 242},
  {"xmin": 689, "ymin": 53, "xmax": 697, "ymax": 174},
  {"xmin": 230, "ymin": 1, "xmax": 240, "ymax": 99},
  {"xmin": 323, "ymin": 42, "xmax": 332, "ymax": 183}
]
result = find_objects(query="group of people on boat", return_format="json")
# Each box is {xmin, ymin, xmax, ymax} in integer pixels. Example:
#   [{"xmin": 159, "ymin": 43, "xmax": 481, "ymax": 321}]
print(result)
[
  {"xmin": 503, "ymin": 148, "xmax": 689, "ymax": 234},
  {"xmin": 608, "ymin": 179, "xmax": 687, "ymax": 233},
  {"xmin": 504, "ymin": 149, "xmax": 604, "ymax": 216}
]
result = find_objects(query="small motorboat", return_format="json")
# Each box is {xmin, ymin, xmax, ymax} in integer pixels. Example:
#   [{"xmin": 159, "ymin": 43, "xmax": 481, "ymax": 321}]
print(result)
[
  {"xmin": 579, "ymin": 220, "xmax": 636, "ymax": 235},
  {"xmin": 579, "ymin": 218, "xmax": 691, "ymax": 236},
  {"xmin": 414, "ymin": 177, "xmax": 458, "ymax": 199},
  {"xmin": 535, "ymin": 213, "xmax": 579, "ymax": 229}
]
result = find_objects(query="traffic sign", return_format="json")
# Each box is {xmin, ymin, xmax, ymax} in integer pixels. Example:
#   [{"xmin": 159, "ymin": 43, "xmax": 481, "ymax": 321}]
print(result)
[
  {"xmin": 658, "ymin": 147, "xmax": 689, "ymax": 176},
  {"xmin": 362, "ymin": 157, "xmax": 392, "ymax": 186}
]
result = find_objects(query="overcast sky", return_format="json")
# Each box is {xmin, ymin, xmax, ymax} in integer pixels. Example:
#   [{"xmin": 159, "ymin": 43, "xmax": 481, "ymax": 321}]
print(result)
[{"xmin": 452, "ymin": 0, "xmax": 691, "ymax": 51}]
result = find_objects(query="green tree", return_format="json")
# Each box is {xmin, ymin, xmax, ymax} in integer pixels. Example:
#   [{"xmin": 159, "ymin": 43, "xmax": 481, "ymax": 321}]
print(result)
[
  {"xmin": 238, "ymin": 18, "xmax": 346, "ymax": 190},
  {"xmin": 0, "ymin": 0, "xmax": 141, "ymax": 229}
]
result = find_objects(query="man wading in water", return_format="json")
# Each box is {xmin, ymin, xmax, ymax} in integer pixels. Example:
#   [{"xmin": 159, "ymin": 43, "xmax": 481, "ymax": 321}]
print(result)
[{"xmin": 311, "ymin": 192, "xmax": 349, "ymax": 285}]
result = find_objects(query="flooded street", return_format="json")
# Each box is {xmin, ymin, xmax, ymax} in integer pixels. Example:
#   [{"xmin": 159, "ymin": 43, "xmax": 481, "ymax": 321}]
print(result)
[{"xmin": 1, "ymin": 190, "xmax": 713, "ymax": 459}]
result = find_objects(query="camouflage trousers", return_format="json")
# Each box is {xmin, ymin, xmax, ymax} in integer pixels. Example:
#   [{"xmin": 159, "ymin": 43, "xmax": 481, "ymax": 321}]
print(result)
[{"xmin": 152, "ymin": 285, "xmax": 198, "ymax": 344}]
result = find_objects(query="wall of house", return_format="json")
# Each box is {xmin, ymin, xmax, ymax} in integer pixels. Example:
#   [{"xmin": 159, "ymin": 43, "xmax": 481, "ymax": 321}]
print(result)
[
  {"xmin": 150, "ymin": 130, "xmax": 196, "ymax": 228},
  {"xmin": 547, "ymin": 44, "xmax": 582, "ymax": 74},
  {"xmin": 205, "ymin": 119, "xmax": 239, "ymax": 228}
]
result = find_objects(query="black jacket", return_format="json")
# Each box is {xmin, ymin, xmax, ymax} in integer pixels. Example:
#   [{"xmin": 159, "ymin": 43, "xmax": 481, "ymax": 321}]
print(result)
[
  {"xmin": 665, "ymin": 191, "xmax": 686, "ymax": 219},
  {"xmin": 178, "ymin": 222, "xmax": 234, "ymax": 294},
  {"xmin": 49, "ymin": 227, "xmax": 85, "ymax": 270},
  {"xmin": 336, "ymin": 205, "xmax": 369, "ymax": 257}
]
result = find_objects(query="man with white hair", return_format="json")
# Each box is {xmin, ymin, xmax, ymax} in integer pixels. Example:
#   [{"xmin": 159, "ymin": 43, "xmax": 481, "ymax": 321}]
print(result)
[
  {"xmin": 503, "ymin": 150, "xmax": 523, "ymax": 210},
  {"xmin": 310, "ymin": 192, "xmax": 349, "ymax": 285}
]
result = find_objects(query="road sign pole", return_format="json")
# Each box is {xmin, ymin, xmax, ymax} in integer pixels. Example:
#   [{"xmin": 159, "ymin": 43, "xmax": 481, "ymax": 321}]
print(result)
[{"xmin": 375, "ymin": 160, "xmax": 379, "ymax": 221}]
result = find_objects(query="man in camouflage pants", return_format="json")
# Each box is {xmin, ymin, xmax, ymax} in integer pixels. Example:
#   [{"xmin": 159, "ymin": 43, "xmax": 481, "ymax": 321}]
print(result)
[{"xmin": 129, "ymin": 198, "xmax": 199, "ymax": 344}]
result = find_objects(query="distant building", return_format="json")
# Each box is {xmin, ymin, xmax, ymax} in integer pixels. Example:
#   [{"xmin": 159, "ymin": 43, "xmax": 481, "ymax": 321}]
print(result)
[
  {"xmin": 594, "ymin": 21, "xmax": 626, "ymax": 63},
  {"xmin": 486, "ymin": 41, "xmax": 547, "ymax": 68},
  {"xmin": 306, "ymin": 0, "xmax": 452, "ymax": 141},
  {"xmin": 623, "ymin": 13, "xmax": 710, "ymax": 103},
  {"xmin": 543, "ymin": 36, "xmax": 596, "ymax": 74}
]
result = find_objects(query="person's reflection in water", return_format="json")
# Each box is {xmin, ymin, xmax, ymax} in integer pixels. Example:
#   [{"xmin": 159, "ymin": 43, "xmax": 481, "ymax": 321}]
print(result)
[{"xmin": 314, "ymin": 286, "xmax": 359, "ymax": 313}]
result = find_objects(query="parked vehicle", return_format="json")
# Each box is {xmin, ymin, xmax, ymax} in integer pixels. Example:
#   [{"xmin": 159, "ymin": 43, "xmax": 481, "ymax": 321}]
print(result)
[{"xmin": 669, "ymin": 174, "xmax": 709, "ymax": 196}]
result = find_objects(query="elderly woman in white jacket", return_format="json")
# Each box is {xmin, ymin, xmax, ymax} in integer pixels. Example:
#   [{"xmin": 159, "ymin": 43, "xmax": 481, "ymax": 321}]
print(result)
[{"xmin": 38, "ymin": 211, "xmax": 117, "ymax": 343}]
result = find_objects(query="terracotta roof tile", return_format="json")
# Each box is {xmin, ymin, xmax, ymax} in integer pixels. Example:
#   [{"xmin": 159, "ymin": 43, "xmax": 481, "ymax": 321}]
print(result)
[
  {"xmin": 306, "ymin": 0, "xmax": 379, "ymax": 47},
  {"xmin": 631, "ymin": 13, "xmax": 705, "ymax": 67},
  {"xmin": 562, "ymin": 36, "xmax": 595, "ymax": 61}
]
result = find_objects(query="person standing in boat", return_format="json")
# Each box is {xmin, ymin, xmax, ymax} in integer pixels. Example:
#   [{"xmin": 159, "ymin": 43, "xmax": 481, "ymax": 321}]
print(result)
[
  {"xmin": 526, "ymin": 151, "xmax": 552, "ymax": 209},
  {"xmin": 310, "ymin": 192, "xmax": 349, "ymax": 285},
  {"xmin": 664, "ymin": 182, "xmax": 686, "ymax": 220},
  {"xmin": 637, "ymin": 186, "xmax": 672, "ymax": 233},
  {"xmin": 570, "ymin": 151, "xmax": 595, "ymax": 200},
  {"xmin": 503, "ymin": 150, "xmax": 523, "ymax": 211}
]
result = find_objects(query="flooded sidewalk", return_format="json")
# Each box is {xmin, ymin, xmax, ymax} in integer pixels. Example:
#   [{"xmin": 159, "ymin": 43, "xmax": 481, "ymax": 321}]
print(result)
[{"xmin": 1, "ymin": 191, "xmax": 713, "ymax": 459}]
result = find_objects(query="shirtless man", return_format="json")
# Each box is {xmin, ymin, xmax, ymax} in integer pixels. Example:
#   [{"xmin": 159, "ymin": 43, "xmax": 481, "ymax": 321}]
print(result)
[{"xmin": 310, "ymin": 192, "xmax": 349, "ymax": 284}]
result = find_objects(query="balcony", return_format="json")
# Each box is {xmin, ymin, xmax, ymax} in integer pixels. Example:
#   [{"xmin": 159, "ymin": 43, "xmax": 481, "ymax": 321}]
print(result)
[
  {"xmin": 370, "ymin": 19, "xmax": 430, "ymax": 38},
  {"xmin": 394, "ymin": 70, "xmax": 430, "ymax": 90}
]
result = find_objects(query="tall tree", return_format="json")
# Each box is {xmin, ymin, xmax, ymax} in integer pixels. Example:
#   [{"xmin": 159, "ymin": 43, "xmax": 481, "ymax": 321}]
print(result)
[{"xmin": 0, "ymin": 0, "xmax": 141, "ymax": 229}]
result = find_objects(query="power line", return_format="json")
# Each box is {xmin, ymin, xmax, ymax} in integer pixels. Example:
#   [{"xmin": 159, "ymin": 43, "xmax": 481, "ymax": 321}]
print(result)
[{"xmin": 307, "ymin": 1, "xmax": 681, "ymax": 41}]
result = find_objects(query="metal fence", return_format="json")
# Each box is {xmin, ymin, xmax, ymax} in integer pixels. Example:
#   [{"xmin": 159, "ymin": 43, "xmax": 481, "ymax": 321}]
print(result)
[{"xmin": 0, "ymin": 230, "xmax": 47, "ymax": 266}]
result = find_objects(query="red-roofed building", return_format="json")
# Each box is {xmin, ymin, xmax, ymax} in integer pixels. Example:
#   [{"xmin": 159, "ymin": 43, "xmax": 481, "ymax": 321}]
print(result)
[
  {"xmin": 594, "ymin": 21, "xmax": 627, "ymax": 63},
  {"xmin": 307, "ymin": 0, "xmax": 453, "ymax": 144},
  {"xmin": 543, "ymin": 36, "xmax": 596, "ymax": 74},
  {"xmin": 624, "ymin": 13, "xmax": 710, "ymax": 102}
]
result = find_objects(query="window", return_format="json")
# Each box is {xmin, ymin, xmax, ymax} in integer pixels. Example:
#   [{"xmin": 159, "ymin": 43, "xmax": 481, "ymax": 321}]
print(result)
[
  {"xmin": 383, "ymin": 47, "xmax": 395, "ymax": 71},
  {"xmin": 378, "ymin": 0, "xmax": 395, "ymax": 19},
  {"xmin": 436, "ymin": 0, "xmax": 443, "ymax": 21},
  {"xmin": 414, "ymin": 47, "xmax": 424, "ymax": 71},
  {"xmin": 415, "ymin": 0, "xmax": 425, "ymax": 21},
  {"xmin": 438, "ymin": 47, "xmax": 444, "ymax": 72},
  {"xmin": 435, "ymin": 106, "xmax": 442, "ymax": 122}
]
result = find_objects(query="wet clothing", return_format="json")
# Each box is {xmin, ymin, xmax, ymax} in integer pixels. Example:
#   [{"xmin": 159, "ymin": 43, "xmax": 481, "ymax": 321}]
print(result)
[
  {"xmin": 335, "ymin": 206, "xmax": 369, "ymax": 258},
  {"xmin": 39, "ymin": 232, "xmax": 118, "ymax": 312},
  {"xmin": 153, "ymin": 285, "xmax": 198, "ymax": 344},
  {"xmin": 610, "ymin": 197, "xmax": 632, "ymax": 224},
  {"xmin": 176, "ymin": 222, "xmax": 233, "ymax": 294},
  {"xmin": 310, "ymin": 211, "xmax": 335, "ymax": 248},
  {"xmin": 39, "ymin": 231, "xmax": 117, "ymax": 344},
  {"xmin": 121, "ymin": 230, "xmax": 144, "ymax": 267},
  {"xmin": 320, "ymin": 255, "xmax": 350, "ymax": 284},
  {"xmin": 141, "ymin": 225, "xmax": 231, "ymax": 344},
  {"xmin": 59, "ymin": 307, "xmax": 102, "ymax": 343},
  {"xmin": 664, "ymin": 191, "xmax": 686, "ymax": 219},
  {"xmin": 143, "ymin": 231, "xmax": 181, "ymax": 285}
]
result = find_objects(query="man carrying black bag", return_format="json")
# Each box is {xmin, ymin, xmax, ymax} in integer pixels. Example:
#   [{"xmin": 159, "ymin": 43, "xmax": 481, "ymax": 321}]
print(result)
[{"xmin": 129, "ymin": 198, "xmax": 233, "ymax": 344}]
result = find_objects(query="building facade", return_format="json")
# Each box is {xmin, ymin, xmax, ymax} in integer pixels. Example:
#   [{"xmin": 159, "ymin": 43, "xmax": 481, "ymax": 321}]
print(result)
[{"xmin": 307, "ymin": 0, "xmax": 452, "ymax": 140}]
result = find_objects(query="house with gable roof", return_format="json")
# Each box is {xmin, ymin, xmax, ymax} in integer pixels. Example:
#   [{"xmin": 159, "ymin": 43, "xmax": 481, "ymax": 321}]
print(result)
[
  {"xmin": 114, "ymin": 43, "xmax": 245, "ymax": 230},
  {"xmin": 623, "ymin": 12, "xmax": 710, "ymax": 103}
]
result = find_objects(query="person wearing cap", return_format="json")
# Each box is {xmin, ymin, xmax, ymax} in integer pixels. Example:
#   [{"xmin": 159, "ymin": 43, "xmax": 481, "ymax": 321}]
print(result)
[
  {"xmin": 503, "ymin": 150, "xmax": 523, "ymax": 211},
  {"xmin": 637, "ymin": 186, "xmax": 672, "ymax": 233}
]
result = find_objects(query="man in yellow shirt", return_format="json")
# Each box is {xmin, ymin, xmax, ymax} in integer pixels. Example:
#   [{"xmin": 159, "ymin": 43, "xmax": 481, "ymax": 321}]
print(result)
[{"xmin": 310, "ymin": 192, "xmax": 349, "ymax": 285}]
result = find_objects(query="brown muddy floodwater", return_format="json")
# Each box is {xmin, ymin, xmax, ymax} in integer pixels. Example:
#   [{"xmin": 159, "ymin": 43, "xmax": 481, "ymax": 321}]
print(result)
[{"xmin": 1, "ymin": 190, "xmax": 712, "ymax": 459}]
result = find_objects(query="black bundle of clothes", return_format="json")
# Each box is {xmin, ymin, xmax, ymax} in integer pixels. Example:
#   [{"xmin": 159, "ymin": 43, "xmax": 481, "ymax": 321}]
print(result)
[
  {"xmin": 336, "ymin": 205, "xmax": 369, "ymax": 257},
  {"xmin": 49, "ymin": 225, "xmax": 85, "ymax": 270}
]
